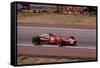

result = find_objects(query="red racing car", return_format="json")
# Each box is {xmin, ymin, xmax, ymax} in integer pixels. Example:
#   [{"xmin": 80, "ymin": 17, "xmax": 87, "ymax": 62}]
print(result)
[{"xmin": 32, "ymin": 33, "xmax": 77, "ymax": 46}]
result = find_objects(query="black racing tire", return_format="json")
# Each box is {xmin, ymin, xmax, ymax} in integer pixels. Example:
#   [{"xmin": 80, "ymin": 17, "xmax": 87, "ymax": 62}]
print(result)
[
  {"xmin": 32, "ymin": 36, "xmax": 41, "ymax": 45},
  {"xmin": 70, "ymin": 41, "xmax": 77, "ymax": 46},
  {"xmin": 73, "ymin": 41, "xmax": 77, "ymax": 45},
  {"xmin": 68, "ymin": 36, "xmax": 77, "ymax": 46},
  {"xmin": 58, "ymin": 39, "xmax": 65, "ymax": 47}
]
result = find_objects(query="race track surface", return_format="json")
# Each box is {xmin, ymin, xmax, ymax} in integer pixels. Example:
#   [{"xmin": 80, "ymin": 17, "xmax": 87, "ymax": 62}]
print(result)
[
  {"xmin": 17, "ymin": 26, "xmax": 96, "ymax": 48},
  {"xmin": 17, "ymin": 45, "xmax": 96, "ymax": 59}
]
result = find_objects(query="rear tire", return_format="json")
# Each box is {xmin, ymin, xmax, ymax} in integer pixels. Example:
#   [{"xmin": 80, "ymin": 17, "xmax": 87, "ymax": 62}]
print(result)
[{"xmin": 32, "ymin": 36, "xmax": 41, "ymax": 45}]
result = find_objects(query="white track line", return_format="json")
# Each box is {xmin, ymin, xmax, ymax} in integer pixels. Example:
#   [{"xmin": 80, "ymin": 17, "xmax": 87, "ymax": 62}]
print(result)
[
  {"xmin": 17, "ymin": 44, "xmax": 96, "ymax": 49},
  {"xmin": 18, "ymin": 26, "xmax": 96, "ymax": 31}
]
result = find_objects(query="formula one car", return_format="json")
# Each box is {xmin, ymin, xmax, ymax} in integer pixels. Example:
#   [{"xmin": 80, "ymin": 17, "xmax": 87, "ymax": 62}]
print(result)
[{"xmin": 32, "ymin": 33, "xmax": 77, "ymax": 46}]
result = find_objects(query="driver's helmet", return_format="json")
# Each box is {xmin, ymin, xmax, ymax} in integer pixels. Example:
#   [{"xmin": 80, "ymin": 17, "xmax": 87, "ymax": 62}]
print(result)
[
  {"xmin": 48, "ymin": 33, "xmax": 54, "ymax": 36},
  {"xmin": 69, "ymin": 36, "xmax": 75, "ymax": 39}
]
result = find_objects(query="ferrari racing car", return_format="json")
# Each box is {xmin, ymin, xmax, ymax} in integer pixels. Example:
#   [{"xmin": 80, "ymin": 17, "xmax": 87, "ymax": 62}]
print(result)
[{"xmin": 32, "ymin": 33, "xmax": 77, "ymax": 46}]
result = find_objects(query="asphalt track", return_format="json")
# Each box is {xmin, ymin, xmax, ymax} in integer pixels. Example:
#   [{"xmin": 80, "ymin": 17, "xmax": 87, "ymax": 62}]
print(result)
[
  {"xmin": 17, "ymin": 26, "xmax": 96, "ymax": 48},
  {"xmin": 17, "ymin": 45, "xmax": 96, "ymax": 59}
]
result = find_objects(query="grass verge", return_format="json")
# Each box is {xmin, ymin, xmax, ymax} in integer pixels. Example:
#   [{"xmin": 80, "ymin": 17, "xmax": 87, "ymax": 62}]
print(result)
[{"xmin": 17, "ymin": 12, "xmax": 96, "ymax": 29}]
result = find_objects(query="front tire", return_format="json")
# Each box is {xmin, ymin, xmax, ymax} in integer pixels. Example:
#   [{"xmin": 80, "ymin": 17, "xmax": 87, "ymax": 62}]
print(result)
[
  {"xmin": 69, "ymin": 41, "xmax": 77, "ymax": 46},
  {"xmin": 72, "ymin": 41, "xmax": 77, "ymax": 46},
  {"xmin": 58, "ymin": 39, "xmax": 65, "ymax": 47}
]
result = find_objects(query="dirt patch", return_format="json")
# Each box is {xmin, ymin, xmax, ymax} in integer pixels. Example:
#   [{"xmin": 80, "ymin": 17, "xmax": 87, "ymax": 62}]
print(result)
[
  {"xmin": 17, "ymin": 12, "xmax": 96, "ymax": 29},
  {"xmin": 17, "ymin": 56, "xmax": 92, "ymax": 65}
]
